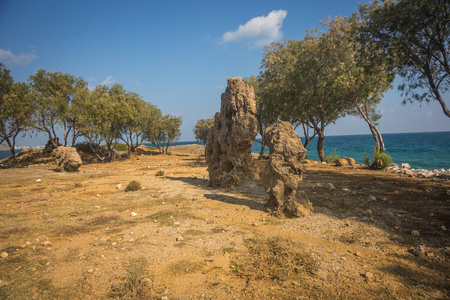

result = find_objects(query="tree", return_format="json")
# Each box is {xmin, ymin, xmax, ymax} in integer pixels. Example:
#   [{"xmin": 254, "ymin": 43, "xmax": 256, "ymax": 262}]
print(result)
[
  {"xmin": 147, "ymin": 114, "xmax": 182, "ymax": 154},
  {"xmin": 29, "ymin": 69, "xmax": 84, "ymax": 148},
  {"xmin": 324, "ymin": 15, "xmax": 395, "ymax": 152},
  {"xmin": 0, "ymin": 81, "xmax": 33, "ymax": 161},
  {"xmin": 193, "ymin": 117, "xmax": 214, "ymax": 149},
  {"xmin": 77, "ymin": 84, "xmax": 124, "ymax": 161},
  {"xmin": 359, "ymin": 0, "xmax": 450, "ymax": 118},
  {"xmin": 260, "ymin": 32, "xmax": 353, "ymax": 162}
]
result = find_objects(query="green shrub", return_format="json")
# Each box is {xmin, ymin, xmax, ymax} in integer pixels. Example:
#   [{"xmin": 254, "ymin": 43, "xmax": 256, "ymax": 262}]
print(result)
[
  {"xmin": 125, "ymin": 181, "xmax": 141, "ymax": 192},
  {"xmin": 326, "ymin": 149, "xmax": 339, "ymax": 163},
  {"xmin": 363, "ymin": 149, "xmax": 393, "ymax": 170},
  {"xmin": 155, "ymin": 171, "xmax": 164, "ymax": 177}
]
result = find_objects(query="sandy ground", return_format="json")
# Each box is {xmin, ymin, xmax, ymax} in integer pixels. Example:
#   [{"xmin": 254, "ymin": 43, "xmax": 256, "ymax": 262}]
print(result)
[{"xmin": 0, "ymin": 145, "xmax": 449, "ymax": 299}]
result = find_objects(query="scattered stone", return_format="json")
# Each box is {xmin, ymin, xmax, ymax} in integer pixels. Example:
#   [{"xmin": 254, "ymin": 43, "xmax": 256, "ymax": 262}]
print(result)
[
  {"xmin": 205, "ymin": 256, "xmax": 215, "ymax": 262},
  {"xmin": 128, "ymin": 238, "xmax": 135, "ymax": 242},
  {"xmin": 368, "ymin": 195, "xmax": 377, "ymax": 201},
  {"xmin": 344, "ymin": 220, "xmax": 351, "ymax": 226},
  {"xmin": 401, "ymin": 163, "xmax": 411, "ymax": 169},
  {"xmin": 35, "ymin": 179, "xmax": 42, "ymax": 183},
  {"xmin": 117, "ymin": 184, "xmax": 122, "ymax": 190},
  {"xmin": 1, "ymin": 252, "xmax": 8, "ymax": 259},
  {"xmin": 382, "ymin": 211, "xmax": 394, "ymax": 218},
  {"xmin": 411, "ymin": 245, "xmax": 426, "ymax": 256},
  {"xmin": 364, "ymin": 272, "xmax": 374, "ymax": 279},
  {"xmin": 325, "ymin": 183, "xmax": 335, "ymax": 189},
  {"xmin": 363, "ymin": 209, "xmax": 373, "ymax": 217},
  {"xmin": 205, "ymin": 77, "xmax": 258, "ymax": 188},
  {"xmin": 53, "ymin": 146, "xmax": 83, "ymax": 172},
  {"xmin": 441, "ymin": 225, "xmax": 447, "ymax": 231},
  {"xmin": 176, "ymin": 236, "xmax": 184, "ymax": 242},
  {"xmin": 262, "ymin": 121, "xmax": 313, "ymax": 217},
  {"xmin": 43, "ymin": 240, "xmax": 52, "ymax": 247},
  {"xmin": 130, "ymin": 212, "xmax": 138, "ymax": 217},
  {"xmin": 411, "ymin": 230, "xmax": 420, "ymax": 237}
]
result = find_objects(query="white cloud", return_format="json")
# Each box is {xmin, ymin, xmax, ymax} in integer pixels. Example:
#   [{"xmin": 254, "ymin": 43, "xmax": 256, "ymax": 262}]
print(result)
[
  {"xmin": 0, "ymin": 48, "xmax": 37, "ymax": 65},
  {"xmin": 214, "ymin": 84, "xmax": 225, "ymax": 90},
  {"xmin": 101, "ymin": 76, "xmax": 116, "ymax": 86},
  {"xmin": 221, "ymin": 10, "xmax": 287, "ymax": 48}
]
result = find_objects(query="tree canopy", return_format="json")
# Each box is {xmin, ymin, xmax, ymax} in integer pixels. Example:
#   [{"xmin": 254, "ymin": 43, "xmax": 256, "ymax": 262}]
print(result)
[{"xmin": 359, "ymin": 0, "xmax": 449, "ymax": 118}]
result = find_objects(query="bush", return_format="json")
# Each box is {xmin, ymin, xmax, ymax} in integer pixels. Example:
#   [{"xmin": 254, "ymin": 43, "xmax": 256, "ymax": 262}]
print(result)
[
  {"xmin": 155, "ymin": 171, "xmax": 164, "ymax": 177},
  {"xmin": 326, "ymin": 149, "xmax": 339, "ymax": 163},
  {"xmin": 125, "ymin": 181, "xmax": 141, "ymax": 192},
  {"xmin": 363, "ymin": 149, "xmax": 393, "ymax": 170}
]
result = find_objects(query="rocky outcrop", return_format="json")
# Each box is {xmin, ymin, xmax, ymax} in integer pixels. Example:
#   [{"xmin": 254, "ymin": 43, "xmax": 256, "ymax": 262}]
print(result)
[
  {"xmin": 262, "ymin": 121, "xmax": 313, "ymax": 217},
  {"xmin": 205, "ymin": 77, "xmax": 258, "ymax": 188},
  {"xmin": 336, "ymin": 157, "xmax": 356, "ymax": 166},
  {"xmin": 386, "ymin": 163, "xmax": 450, "ymax": 179},
  {"xmin": 53, "ymin": 146, "xmax": 82, "ymax": 172}
]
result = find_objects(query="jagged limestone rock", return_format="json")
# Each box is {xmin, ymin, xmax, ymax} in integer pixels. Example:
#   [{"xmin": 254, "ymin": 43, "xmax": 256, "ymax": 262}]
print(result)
[
  {"xmin": 53, "ymin": 146, "xmax": 82, "ymax": 172},
  {"xmin": 262, "ymin": 121, "xmax": 313, "ymax": 217},
  {"xmin": 206, "ymin": 77, "xmax": 258, "ymax": 188}
]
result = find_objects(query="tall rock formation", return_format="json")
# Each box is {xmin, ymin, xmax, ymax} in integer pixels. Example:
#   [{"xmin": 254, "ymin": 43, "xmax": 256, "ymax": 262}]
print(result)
[
  {"xmin": 53, "ymin": 146, "xmax": 83, "ymax": 172},
  {"xmin": 206, "ymin": 77, "xmax": 258, "ymax": 188},
  {"xmin": 262, "ymin": 121, "xmax": 313, "ymax": 217}
]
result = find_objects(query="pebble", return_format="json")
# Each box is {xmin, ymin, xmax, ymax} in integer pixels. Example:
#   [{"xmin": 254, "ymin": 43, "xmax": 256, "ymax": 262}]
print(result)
[
  {"xmin": 368, "ymin": 195, "xmax": 376, "ymax": 201},
  {"xmin": 412, "ymin": 245, "xmax": 426, "ymax": 256},
  {"xmin": 411, "ymin": 230, "xmax": 420, "ymax": 237},
  {"xmin": 441, "ymin": 225, "xmax": 447, "ymax": 231},
  {"xmin": 363, "ymin": 209, "xmax": 373, "ymax": 217},
  {"xmin": 382, "ymin": 211, "xmax": 394, "ymax": 218},
  {"xmin": 43, "ymin": 240, "xmax": 52, "ymax": 247},
  {"xmin": 364, "ymin": 272, "xmax": 374, "ymax": 279},
  {"xmin": 344, "ymin": 220, "xmax": 351, "ymax": 226},
  {"xmin": 117, "ymin": 184, "xmax": 122, "ymax": 189},
  {"xmin": 1, "ymin": 252, "xmax": 8, "ymax": 258},
  {"xmin": 176, "ymin": 236, "xmax": 184, "ymax": 242},
  {"xmin": 130, "ymin": 212, "xmax": 138, "ymax": 217},
  {"xmin": 326, "ymin": 183, "xmax": 335, "ymax": 189},
  {"xmin": 35, "ymin": 179, "xmax": 42, "ymax": 183}
]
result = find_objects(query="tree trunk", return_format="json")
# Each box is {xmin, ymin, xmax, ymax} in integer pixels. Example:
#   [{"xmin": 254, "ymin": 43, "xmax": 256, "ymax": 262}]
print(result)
[
  {"xmin": 354, "ymin": 101, "xmax": 386, "ymax": 153},
  {"xmin": 427, "ymin": 73, "xmax": 450, "ymax": 118},
  {"xmin": 316, "ymin": 130, "xmax": 326, "ymax": 162}
]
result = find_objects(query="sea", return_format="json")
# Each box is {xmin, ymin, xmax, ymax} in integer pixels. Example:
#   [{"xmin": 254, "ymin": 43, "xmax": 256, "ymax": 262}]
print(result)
[{"xmin": 1, "ymin": 131, "xmax": 449, "ymax": 170}]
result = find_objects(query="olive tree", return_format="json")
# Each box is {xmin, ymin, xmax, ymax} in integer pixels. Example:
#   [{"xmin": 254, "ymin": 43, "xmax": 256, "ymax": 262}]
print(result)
[
  {"xmin": 193, "ymin": 117, "xmax": 214, "ymax": 148},
  {"xmin": 147, "ymin": 114, "xmax": 182, "ymax": 154},
  {"xmin": 359, "ymin": 0, "xmax": 449, "ymax": 118}
]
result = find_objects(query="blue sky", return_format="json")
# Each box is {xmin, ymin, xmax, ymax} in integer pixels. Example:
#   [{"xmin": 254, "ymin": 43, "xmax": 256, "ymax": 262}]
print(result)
[{"xmin": 1, "ymin": 0, "xmax": 448, "ymax": 146}]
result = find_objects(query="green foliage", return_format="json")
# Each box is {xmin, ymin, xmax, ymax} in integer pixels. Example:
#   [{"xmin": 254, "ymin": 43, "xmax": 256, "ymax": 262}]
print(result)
[
  {"xmin": 363, "ymin": 149, "xmax": 393, "ymax": 170},
  {"xmin": 155, "ymin": 171, "xmax": 164, "ymax": 176},
  {"xmin": 146, "ymin": 114, "xmax": 182, "ymax": 154},
  {"xmin": 326, "ymin": 149, "xmax": 339, "ymax": 163},
  {"xmin": 359, "ymin": 0, "xmax": 450, "ymax": 118},
  {"xmin": 0, "ymin": 74, "xmax": 33, "ymax": 160},
  {"xmin": 124, "ymin": 181, "xmax": 141, "ymax": 192},
  {"xmin": 193, "ymin": 117, "xmax": 214, "ymax": 146}
]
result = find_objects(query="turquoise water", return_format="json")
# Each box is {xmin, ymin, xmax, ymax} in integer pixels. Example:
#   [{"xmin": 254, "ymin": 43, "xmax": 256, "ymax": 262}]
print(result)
[
  {"xmin": 252, "ymin": 131, "xmax": 450, "ymax": 170},
  {"xmin": 2, "ymin": 131, "xmax": 449, "ymax": 170}
]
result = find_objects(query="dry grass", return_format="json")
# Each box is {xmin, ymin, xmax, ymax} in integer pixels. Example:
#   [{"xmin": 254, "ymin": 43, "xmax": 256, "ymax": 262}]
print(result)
[
  {"xmin": 108, "ymin": 258, "xmax": 152, "ymax": 299},
  {"xmin": 233, "ymin": 235, "xmax": 316, "ymax": 282}
]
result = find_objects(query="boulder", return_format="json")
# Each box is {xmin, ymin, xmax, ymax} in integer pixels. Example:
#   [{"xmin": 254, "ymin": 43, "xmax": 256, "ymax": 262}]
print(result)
[
  {"xmin": 53, "ymin": 146, "xmax": 82, "ymax": 172},
  {"xmin": 335, "ymin": 157, "xmax": 356, "ymax": 166},
  {"xmin": 262, "ymin": 121, "xmax": 313, "ymax": 217},
  {"xmin": 205, "ymin": 77, "xmax": 258, "ymax": 188}
]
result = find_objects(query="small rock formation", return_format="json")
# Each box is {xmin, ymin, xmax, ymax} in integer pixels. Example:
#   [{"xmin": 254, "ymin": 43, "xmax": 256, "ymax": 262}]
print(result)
[
  {"xmin": 53, "ymin": 146, "xmax": 82, "ymax": 172},
  {"xmin": 206, "ymin": 77, "xmax": 258, "ymax": 188},
  {"xmin": 43, "ymin": 138, "xmax": 62, "ymax": 154},
  {"xmin": 335, "ymin": 157, "xmax": 356, "ymax": 166},
  {"xmin": 262, "ymin": 121, "xmax": 313, "ymax": 217}
]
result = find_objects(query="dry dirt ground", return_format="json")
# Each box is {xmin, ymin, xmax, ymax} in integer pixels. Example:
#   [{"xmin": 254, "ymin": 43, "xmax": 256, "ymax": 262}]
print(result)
[{"xmin": 0, "ymin": 145, "xmax": 449, "ymax": 299}]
